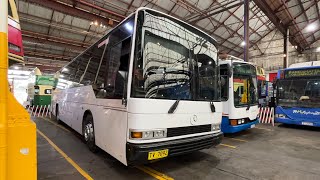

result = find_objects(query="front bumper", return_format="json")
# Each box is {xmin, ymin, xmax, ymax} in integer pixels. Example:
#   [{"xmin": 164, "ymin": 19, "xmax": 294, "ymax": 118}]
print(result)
[
  {"xmin": 221, "ymin": 117, "xmax": 259, "ymax": 133},
  {"xmin": 126, "ymin": 132, "xmax": 223, "ymax": 165},
  {"xmin": 275, "ymin": 117, "xmax": 320, "ymax": 127}
]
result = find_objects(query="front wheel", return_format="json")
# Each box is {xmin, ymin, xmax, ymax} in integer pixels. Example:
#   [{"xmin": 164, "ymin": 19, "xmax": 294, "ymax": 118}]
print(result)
[{"xmin": 83, "ymin": 114, "xmax": 98, "ymax": 153}]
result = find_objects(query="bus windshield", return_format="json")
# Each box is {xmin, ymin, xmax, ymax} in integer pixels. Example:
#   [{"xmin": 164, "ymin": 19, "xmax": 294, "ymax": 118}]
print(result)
[
  {"xmin": 277, "ymin": 79, "xmax": 320, "ymax": 108},
  {"xmin": 233, "ymin": 63, "xmax": 258, "ymax": 107},
  {"xmin": 132, "ymin": 10, "xmax": 219, "ymax": 101}
]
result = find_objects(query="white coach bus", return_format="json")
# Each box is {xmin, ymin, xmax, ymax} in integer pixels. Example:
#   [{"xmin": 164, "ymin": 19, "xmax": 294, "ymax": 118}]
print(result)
[
  {"xmin": 219, "ymin": 56, "xmax": 259, "ymax": 133},
  {"xmin": 52, "ymin": 7, "xmax": 223, "ymax": 165}
]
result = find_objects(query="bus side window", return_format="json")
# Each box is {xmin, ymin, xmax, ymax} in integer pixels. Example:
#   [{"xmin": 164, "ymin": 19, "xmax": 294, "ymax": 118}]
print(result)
[
  {"xmin": 96, "ymin": 18, "xmax": 134, "ymax": 99},
  {"xmin": 220, "ymin": 64, "xmax": 229, "ymax": 101}
]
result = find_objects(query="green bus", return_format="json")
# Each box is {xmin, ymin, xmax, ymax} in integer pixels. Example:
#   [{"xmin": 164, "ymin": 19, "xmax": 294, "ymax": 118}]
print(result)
[{"xmin": 27, "ymin": 68, "xmax": 57, "ymax": 107}]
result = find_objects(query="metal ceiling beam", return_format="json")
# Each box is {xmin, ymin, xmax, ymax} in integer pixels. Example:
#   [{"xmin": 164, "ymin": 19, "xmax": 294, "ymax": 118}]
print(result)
[
  {"xmin": 171, "ymin": 0, "xmax": 243, "ymax": 54},
  {"xmin": 27, "ymin": 0, "xmax": 115, "ymax": 27},
  {"xmin": 19, "ymin": 12, "xmax": 106, "ymax": 37},
  {"xmin": 189, "ymin": 1, "xmax": 244, "ymax": 23},
  {"xmin": 24, "ymin": 51, "xmax": 72, "ymax": 61},
  {"xmin": 288, "ymin": 1, "xmax": 316, "ymax": 25},
  {"xmin": 22, "ymin": 30, "xmax": 91, "ymax": 47},
  {"xmin": 280, "ymin": 0, "xmax": 309, "ymax": 47},
  {"xmin": 296, "ymin": 0, "xmax": 316, "ymax": 42},
  {"xmin": 75, "ymin": 0, "xmax": 126, "ymax": 19},
  {"xmin": 252, "ymin": 0, "xmax": 303, "ymax": 52}
]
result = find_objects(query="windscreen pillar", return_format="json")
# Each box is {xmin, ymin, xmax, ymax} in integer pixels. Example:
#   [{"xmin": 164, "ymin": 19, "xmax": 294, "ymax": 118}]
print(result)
[
  {"xmin": 243, "ymin": 0, "xmax": 249, "ymax": 62},
  {"xmin": 0, "ymin": 0, "xmax": 37, "ymax": 179},
  {"xmin": 283, "ymin": 28, "xmax": 289, "ymax": 68}
]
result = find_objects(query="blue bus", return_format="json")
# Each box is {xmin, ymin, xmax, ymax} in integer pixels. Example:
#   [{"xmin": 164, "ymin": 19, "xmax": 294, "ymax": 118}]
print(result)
[
  {"xmin": 219, "ymin": 56, "xmax": 259, "ymax": 133},
  {"xmin": 275, "ymin": 64, "xmax": 320, "ymax": 127}
]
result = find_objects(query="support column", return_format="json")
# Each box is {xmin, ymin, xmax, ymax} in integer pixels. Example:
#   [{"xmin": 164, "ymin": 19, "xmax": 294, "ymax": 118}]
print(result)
[
  {"xmin": 0, "ymin": 0, "xmax": 9, "ymax": 179},
  {"xmin": 283, "ymin": 28, "xmax": 289, "ymax": 68},
  {"xmin": 244, "ymin": 0, "xmax": 250, "ymax": 62}
]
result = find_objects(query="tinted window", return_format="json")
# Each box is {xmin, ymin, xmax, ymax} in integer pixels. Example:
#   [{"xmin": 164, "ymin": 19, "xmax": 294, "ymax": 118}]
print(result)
[
  {"xmin": 95, "ymin": 18, "xmax": 134, "ymax": 99},
  {"xmin": 60, "ymin": 37, "xmax": 108, "ymax": 88},
  {"xmin": 220, "ymin": 64, "xmax": 229, "ymax": 101}
]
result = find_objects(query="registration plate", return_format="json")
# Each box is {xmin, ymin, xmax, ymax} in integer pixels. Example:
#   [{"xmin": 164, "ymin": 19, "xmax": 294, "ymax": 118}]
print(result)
[
  {"xmin": 302, "ymin": 122, "xmax": 313, "ymax": 126},
  {"xmin": 148, "ymin": 149, "xmax": 169, "ymax": 160},
  {"xmin": 250, "ymin": 124, "xmax": 256, "ymax": 128}
]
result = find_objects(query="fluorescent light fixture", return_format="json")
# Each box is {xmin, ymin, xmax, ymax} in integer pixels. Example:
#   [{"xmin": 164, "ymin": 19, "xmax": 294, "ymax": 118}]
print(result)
[
  {"xmin": 306, "ymin": 22, "xmax": 318, "ymax": 32},
  {"xmin": 13, "ymin": 66, "xmax": 19, "ymax": 70},
  {"xmin": 241, "ymin": 41, "xmax": 246, "ymax": 46},
  {"xmin": 62, "ymin": 68, "xmax": 69, "ymax": 72}
]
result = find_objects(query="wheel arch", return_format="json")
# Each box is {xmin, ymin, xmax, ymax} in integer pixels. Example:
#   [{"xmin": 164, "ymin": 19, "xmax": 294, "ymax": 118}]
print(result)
[{"xmin": 82, "ymin": 110, "xmax": 93, "ymax": 129}]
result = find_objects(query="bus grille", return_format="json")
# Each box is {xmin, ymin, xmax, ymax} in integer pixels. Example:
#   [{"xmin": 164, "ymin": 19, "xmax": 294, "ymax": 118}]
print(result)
[{"xmin": 167, "ymin": 125, "xmax": 212, "ymax": 137}]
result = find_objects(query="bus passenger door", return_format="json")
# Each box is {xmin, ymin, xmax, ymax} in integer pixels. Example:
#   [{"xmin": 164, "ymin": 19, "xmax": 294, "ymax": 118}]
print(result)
[{"xmin": 92, "ymin": 18, "xmax": 134, "ymax": 164}]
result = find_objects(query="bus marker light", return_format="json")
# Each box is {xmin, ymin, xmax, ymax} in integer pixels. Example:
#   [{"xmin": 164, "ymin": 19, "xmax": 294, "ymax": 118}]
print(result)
[
  {"xmin": 131, "ymin": 132, "xmax": 142, "ymax": 138},
  {"xmin": 230, "ymin": 120, "xmax": 238, "ymax": 126}
]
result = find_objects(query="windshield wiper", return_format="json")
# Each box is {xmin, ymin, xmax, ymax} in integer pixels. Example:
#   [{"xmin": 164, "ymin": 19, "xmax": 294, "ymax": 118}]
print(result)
[
  {"xmin": 210, "ymin": 101, "xmax": 216, "ymax": 112},
  {"xmin": 168, "ymin": 99, "xmax": 180, "ymax": 114}
]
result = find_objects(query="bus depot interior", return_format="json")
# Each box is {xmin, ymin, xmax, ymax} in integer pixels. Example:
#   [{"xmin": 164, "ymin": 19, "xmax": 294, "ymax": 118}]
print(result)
[{"xmin": 3, "ymin": 0, "xmax": 320, "ymax": 179}]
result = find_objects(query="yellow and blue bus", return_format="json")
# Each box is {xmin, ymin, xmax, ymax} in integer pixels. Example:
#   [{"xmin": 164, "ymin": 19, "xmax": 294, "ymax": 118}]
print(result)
[{"xmin": 275, "ymin": 61, "xmax": 320, "ymax": 127}]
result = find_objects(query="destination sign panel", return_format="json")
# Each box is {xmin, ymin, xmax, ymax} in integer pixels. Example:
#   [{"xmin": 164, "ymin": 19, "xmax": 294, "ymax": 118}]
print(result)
[{"xmin": 284, "ymin": 68, "xmax": 320, "ymax": 78}]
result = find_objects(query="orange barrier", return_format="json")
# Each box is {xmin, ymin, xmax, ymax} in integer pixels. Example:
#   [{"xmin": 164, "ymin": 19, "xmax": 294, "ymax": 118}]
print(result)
[{"xmin": 258, "ymin": 107, "xmax": 274, "ymax": 126}]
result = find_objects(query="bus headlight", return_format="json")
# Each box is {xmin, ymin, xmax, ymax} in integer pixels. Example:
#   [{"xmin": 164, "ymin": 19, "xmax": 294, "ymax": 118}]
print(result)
[
  {"xmin": 276, "ymin": 114, "xmax": 287, "ymax": 118},
  {"xmin": 212, "ymin": 124, "xmax": 220, "ymax": 131},
  {"xmin": 130, "ymin": 129, "xmax": 167, "ymax": 139}
]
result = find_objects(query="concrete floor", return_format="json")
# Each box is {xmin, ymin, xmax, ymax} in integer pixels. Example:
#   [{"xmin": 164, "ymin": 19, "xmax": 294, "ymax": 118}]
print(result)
[{"xmin": 34, "ymin": 117, "xmax": 320, "ymax": 180}]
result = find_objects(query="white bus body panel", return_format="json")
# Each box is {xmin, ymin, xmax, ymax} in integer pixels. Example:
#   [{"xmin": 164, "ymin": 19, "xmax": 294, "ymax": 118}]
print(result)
[
  {"xmin": 52, "ymin": 86, "xmax": 128, "ymax": 165},
  {"xmin": 127, "ymin": 98, "xmax": 222, "ymax": 144},
  {"xmin": 52, "ymin": 86, "xmax": 223, "ymax": 165}
]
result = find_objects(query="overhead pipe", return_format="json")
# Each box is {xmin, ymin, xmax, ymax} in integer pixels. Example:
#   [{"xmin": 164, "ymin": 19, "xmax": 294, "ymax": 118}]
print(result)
[{"xmin": 76, "ymin": 0, "xmax": 126, "ymax": 19}]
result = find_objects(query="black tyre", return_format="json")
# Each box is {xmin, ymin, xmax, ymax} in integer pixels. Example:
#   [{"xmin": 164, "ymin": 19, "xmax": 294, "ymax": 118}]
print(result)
[{"xmin": 83, "ymin": 114, "xmax": 98, "ymax": 153}]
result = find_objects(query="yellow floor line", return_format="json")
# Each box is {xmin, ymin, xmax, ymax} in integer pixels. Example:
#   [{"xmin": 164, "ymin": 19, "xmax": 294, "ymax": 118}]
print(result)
[
  {"xmin": 40, "ymin": 117, "xmax": 70, "ymax": 133},
  {"xmin": 227, "ymin": 137, "xmax": 248, "ymax": 142},
  {"xmin": 254, "ymin": 127, "xmax": 273, "ymax": 131},
  {"xmin": 37, "ymin": 129, "xmax": 93, "ymax": 180},
  {"xmin": 219, "ymin": 143, "xmax": 237, "ymax": 149},
  {"xmin": 136, "ymin": 166, "xmax": 174, "ymax": 180}
]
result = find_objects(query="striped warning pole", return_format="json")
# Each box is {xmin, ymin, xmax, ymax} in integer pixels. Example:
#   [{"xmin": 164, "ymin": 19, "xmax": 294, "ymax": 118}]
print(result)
[
  {"xmin": 41, "ymin": 105, "xmax": 46, "ymax": 117},
  {"xmin": 45, "ymin": 105, "xmax": 50, "ymax": 118},
  {"xmin": 33, "ymin": 105, "xmax": 38, "ymax": 117},
  {"xmin": 270, "ymin": 107, "xmax": 275, "ymax": 126},
  {"xmin": 38, "ymin": 105, "xmax": 43, "ymax": 117}
]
